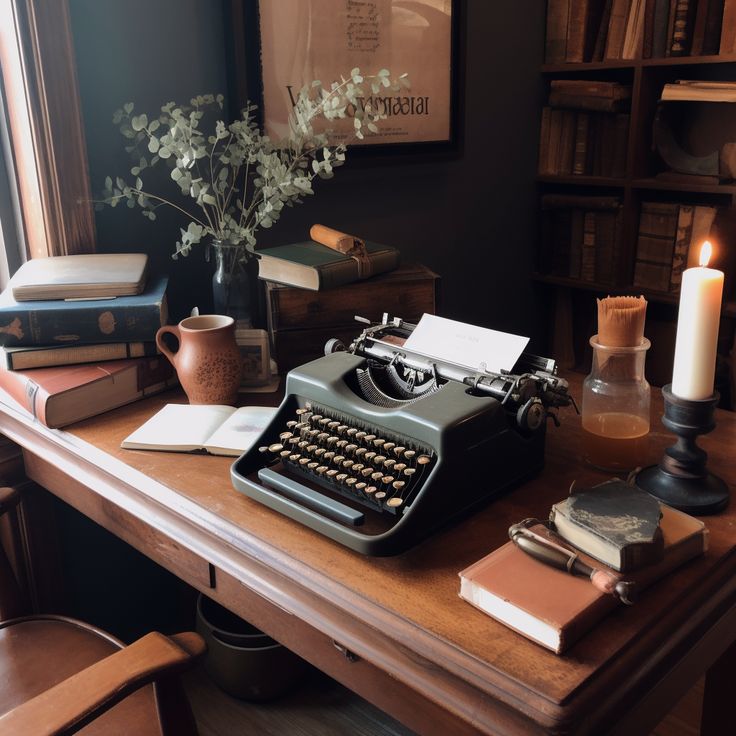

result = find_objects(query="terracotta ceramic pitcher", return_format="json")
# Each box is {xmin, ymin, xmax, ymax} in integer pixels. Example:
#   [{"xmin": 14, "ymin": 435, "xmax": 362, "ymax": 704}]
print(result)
[{"xmin": 156, "ymin": 315, "xmax": 241, "ymax": 405}]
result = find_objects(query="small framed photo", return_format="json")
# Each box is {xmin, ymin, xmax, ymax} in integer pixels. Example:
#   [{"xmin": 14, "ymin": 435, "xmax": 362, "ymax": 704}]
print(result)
[
  {"xmin": 229, "ymin": 0, "xmax": 460, "ymax": 153},
  {"xmin": 235, "ymin": 328, "xmax": 272, "ymax": 388}
]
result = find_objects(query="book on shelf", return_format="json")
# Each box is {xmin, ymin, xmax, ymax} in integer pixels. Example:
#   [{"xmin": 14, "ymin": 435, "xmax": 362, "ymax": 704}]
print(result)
[
  {"xmin": 545, "ymin": 0, "xmax": 571, "ymax": 63},
  {"xmin": 121, "ymin": 403, "xmax": 277, "ymax": 457},
  {"xmin": 566, "ymin": 0, "xmax": 610, "ymax": 62},
  {"xmin": 256, "ymin": 239, "xmax": 400, "ymax": 291},
  {"xmin": 0, "ymin": 357, "xmax": 176, "ymax": 429},
  {"xmin": 669, "ymin": 203, "xmax": 695, "ymax": 291},
  {"xmin": 458, "ymin": 502, "xmax": 707, "ymax": 654},
  {"xmin": 0, "ymin": 341, "xmax": 159, "ymax": 371},
  {"xmin": 0, "ymin": 274, "xmax": 168, "ymax": 347},
  {"xmin": 9, "ymin": 253, "xmax": 148, "ymax": 301},
  {"xmin": 622, "ymin": 0, "xmax": 646, "ymax": 59},
  {"xmin": 670, "ymin": 0, "xmax": 697, "ymax": 55},
  {"xmin": 540, "ymin": 195, "xmax": 622, "ymax": 283},
  {"xmin": 605, "ymin": 0, "xmax": 633, "ymax": 58},
  {"xmin": 721, "ymin": 0, "xmax": 736, "ymax": 54}
]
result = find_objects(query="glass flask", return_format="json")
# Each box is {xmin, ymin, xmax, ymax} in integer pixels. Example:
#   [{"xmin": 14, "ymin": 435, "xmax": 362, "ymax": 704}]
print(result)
[{"xmin": 581, "ymin": 335, "xmax": 651, "ymax": 473}]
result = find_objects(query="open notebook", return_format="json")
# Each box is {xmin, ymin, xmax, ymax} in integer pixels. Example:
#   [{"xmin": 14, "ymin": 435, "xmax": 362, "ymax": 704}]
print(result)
[{"xmin": 121, "ymin": 404, "xmax": 277, "ymax": 457}]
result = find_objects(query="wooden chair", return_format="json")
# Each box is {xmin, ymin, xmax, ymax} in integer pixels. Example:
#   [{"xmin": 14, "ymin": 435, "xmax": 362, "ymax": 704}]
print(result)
[{"xmin": 0, "ymin": 485, "xmax": 206, "ymax": 735}]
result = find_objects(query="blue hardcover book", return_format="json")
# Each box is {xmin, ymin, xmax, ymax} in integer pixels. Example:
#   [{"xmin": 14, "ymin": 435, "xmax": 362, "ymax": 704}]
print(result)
[{"xmin": 0, "ymin": 274, "xmax": 169, "ymax": 347}]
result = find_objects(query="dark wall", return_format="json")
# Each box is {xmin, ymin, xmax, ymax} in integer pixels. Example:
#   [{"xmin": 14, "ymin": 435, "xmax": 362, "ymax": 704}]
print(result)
[{"xmin": 70, "ymin": 0, "xmax": 546, "ymax": 345}]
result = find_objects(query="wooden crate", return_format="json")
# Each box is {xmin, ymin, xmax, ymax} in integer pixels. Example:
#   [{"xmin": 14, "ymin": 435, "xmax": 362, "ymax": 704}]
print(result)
[{"xmin": 264, "ymin": 263, "xmax": 439, "ymax": 372}]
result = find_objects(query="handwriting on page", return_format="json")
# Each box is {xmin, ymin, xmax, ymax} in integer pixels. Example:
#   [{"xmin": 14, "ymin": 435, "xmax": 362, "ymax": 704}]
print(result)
[
  {"xmin": 404, "ymin": 315, "xmax": 530, "ymax": 374},
  {"xmin": 346, "ymin": 0, "xmax": 381, "ymax": 53}
]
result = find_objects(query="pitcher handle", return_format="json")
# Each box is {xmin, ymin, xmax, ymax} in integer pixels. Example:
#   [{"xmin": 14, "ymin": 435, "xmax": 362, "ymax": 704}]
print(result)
[{"xmin": 156, "ymin": 325, "xmax": 180, "ymax": 367}]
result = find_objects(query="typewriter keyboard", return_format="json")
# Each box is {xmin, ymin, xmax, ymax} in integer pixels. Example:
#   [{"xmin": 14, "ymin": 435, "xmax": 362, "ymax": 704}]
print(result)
[{"xmin": 258, "ymin": 403, "xmax": 436, "ymax": 515}]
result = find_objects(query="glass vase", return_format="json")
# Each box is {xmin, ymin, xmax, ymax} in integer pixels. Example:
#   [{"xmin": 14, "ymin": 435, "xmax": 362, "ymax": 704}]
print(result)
[
  {"xmin": 209, "ymin": 239, "xmax": 252, "ymax": 328},
  {"xmin": 581, "ymin": 335, "xmax": 651, "ymax": 473}
]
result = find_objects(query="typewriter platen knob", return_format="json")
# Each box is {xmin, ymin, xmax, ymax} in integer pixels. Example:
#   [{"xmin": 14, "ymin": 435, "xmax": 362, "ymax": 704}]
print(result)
[{"xmin": 517, "ymin": 397, "xmax": 546, "ymax": 433}]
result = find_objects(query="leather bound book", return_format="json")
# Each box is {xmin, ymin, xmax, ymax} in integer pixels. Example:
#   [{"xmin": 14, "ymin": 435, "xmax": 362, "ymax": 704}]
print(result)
[
  {"xmin": 670, "ymin": 0, "xmax": 695, "ymax": 55},
  {"xmin": 566, "ymin": 0, "xmax": 608, "ymax": 62},
  {"xmin": 605, "ymin": 0, "xmax": 633, "ymax": 59},
  {"xmin": 651, "ymin": 0, "xmax": 672, "ymax": 58},
  {"xmin": 669, "ymin": 204, "xmax": 695, "ymax": 292},
  {"xmin": 0, "ymin": 341, "xmax": 159, "ymax": 371},
  {"xmin": 0, "ymin": 357, "xmax": 176, "ymax": 428},
  {"xmin": 256, "ymin": 240, "xmax": 399, "ymax": 291},
  {"xmin": 546, "ymin": 0, "xmax": 571, "ymax": 63},
  {"xmin": 690, "ymin": 0, "xmax": 711, "ymax": 55},
  {"xmin": 459, "ymin": 507, "xmax": 707, "ymax": 654},
  {"xmin": 0, "ymin": 275, "xmax": 168, "ymax": 347},
  {"xmin": 702, "ymin": 0, "xmax": 725, "ymax": 55},
  {"xmin": 633, "ymin": 202, "xmax": 679, "ymax": 292},
  {"xmin": 721, "ymin": 0, "xmax": 736, "ymax": 53}
]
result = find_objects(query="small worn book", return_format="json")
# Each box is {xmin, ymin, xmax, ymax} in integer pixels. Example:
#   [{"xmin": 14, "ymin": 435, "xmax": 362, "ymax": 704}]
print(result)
[
  {"xmin": 10, "ymin": 253, "xmax": 148, "ymax": 301},
  {"xmin": 550, "ymin": 479, "xmax": 665, "ymax": 571},
  {"xmin": 256, "ymin": 240, "xmax": 400, "ymax": 290},
  {"xmin": 458, "ymin": 504, "xmax": 707, "ymax": 654},
  {"xmin": 0, "ymin": 341, "xmax": 158, "ymax": 371},
  {"xmin": 121, "ymin": 403, "xmax": 277, "ymax": 457}
]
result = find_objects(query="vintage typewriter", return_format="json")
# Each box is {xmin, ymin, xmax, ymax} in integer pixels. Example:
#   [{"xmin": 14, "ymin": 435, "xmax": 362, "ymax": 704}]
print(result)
[{"xmin": 231, "ymin": 315, "xmax": 572, "ymax": 555}]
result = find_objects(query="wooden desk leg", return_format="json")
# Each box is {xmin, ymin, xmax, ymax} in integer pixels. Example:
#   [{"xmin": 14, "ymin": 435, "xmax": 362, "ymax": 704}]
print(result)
[{"xmin": 701, "ymin": 638, "xmax": 736, "ymax": 736}]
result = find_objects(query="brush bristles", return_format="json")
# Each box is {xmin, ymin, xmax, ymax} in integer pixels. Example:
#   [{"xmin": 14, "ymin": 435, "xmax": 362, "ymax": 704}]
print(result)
[{"xmin": 597, "ymin": 296, "xmax": 647, "ymax": 347}]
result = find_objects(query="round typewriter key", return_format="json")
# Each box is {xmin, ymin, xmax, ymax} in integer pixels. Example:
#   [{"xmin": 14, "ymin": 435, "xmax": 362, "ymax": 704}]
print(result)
[
  {"xmin": 364, "ymin": 451, "xmax": 376, "ymax": 462},
  {"xmin": 404, "ymin": 468, "xmax": 416, "ymax": 476},
  {"xmin": 336, "ymin": 439, "xmax": 348, "ymax": 449},
  {"xmin": 371, "ymin": 471, "xmax": 383, "ymax": 481},
  {"xmin": 355, "ymin": 431, "xmax": 367, "ymax": 441},
  {"xmin": 393, "ymin": 446, "xmax": 406, "ymax": 457},
  {"xmin": 337, "ymin": 425, "xmax": 348, "ymax": 435},
  {"xmin": 375, "ymin": 491, "xmax": 387, "ymax": 501},
  {"xmin": 392, "ymin": 481, "xmax": 406, "ymax": 492},
  {"xmin": 365, "ymin": 486, "xmax": 377, "ymax": 495},
  {"xmin": 417, "ymin": 455, "xmax": 431, "ymax": 465},
  {"xmin": 286, "ymin": 420, "xmax": 298, "ymax": 429},
  {"xmin": 373, "ymin": 455, "xmax": 386, "ymax": 465},
  {"xmin": 295, "ymin": 408, "xmax": 308, "ymax": 415},
  {"xmin": 315, "ymin": 448, "xmax": 326, "ymax": 457},
  {"xmin": 394, "ymin": 463, "xmax": 406, "ymax": 472},
  {"xmin": 333, "ymin": 455, "xmax": 345, "ymax": 465},
  {"xmin": 403, "ymin": 450, "xmax": 416, "ymax": 460},
  {"xmin": 373, "ymin": 438, "xmax": 386, "ymax": 447},
  {"xmin": 306, "ymin": 444, "xmax": 318, "ymax": 453},
  {"xmin": 364, "ymin": 434, "xmax": 376, "ymax": 443},
  {"xmin": 327, "ymin": 436, "xmax": 338, "ymax": 445},
  {"xmin": 345, "ymin": 477, "xmax": 357, "ymax": 487},
  {"xmin": 323, "ymin": 451, "xmax": 335, "ymax": 461},
  {"xmin": 316, "ymin": 466, "xmax": 328, "ymax": 474},
  {"xmin": 336, "ymin": 473, "xmax": 348, "ymax": 483},
  {"xmin": 355, "ymin": 482, "xmax": 367, "ymax": 491},
  {"xmin": 342, "ymin": 460, "xmax": 354, "ymax": 469},
  {"xmin": 352, "ymin": 463, "xmax": 364, "ymax": 473},
  {"xmin": 386, "ymin": 497, "xmax": 403, "ymax": 508},
  {"xmin": 319, "ymin": 417, "xmax": 331, "ymax": 426},
  {"xmin": 314, "ymin": 432, "xmax": 326, "ymax": 441},
  {"xmin": 299, "ymin": 457, "xmax": 310, "ymax": 466},
  {"xmin": 328, "ymin": 421, "xmax": 339, "ymax": 430},
  {"xmin": 288, "ymin": 438, "xmax": 300, "ymax": 445},
  {"xmin": 326, "ymin": 469, "xmax": 338, "ymax": 478},
  {"xmin": 362, "ymin": 467, "xmax": 374, "ymax": 477},
  {"xmin": 279, "ymin": 431, "xmax": 293, "ymax": 440},
  {"xmin": 308, "ymin": 462, "xmax": 318, "ymax": 470},
  {"xmin": 268, "ymin": 443, "xmax": 284, "ymax": 453},
  {"xmin": 345, "ymin": 443, "xmax": 358, "ymax": 454},
  {"xmin": 289, "ymin": 454, "xmax": 301, "ymax": 462},
  {"xmin": 279, "ymin": 450, "xmax": 291, "ymax": 458},
  {"xmin": 258, "ymin": 446, "xmax": 269, "ymax": 453},
  {"xmin": 383, "ymin": 459, "xmax": 396, "ymax": 469},
  {"xmin": 382, "ymin": 476, "xmax": 395, "ymax": 485},
  {"xmin": 307, "ymin": 429, "xmax": 319, "ymax": 438},
  {"xmin": 310, "ymin": 414, "xmax": 322, "ymax": 423},
  {"xmin": 297, "ymin": 440, "xmax": 308, "ymax": 448},
  {"xmin": 383, "ymin": 442, "xmax": 396, "ymax": 452},
  {"xmin": 355, "ymin": 447, "xmax": 367, "ymax": 457},
  {"xmin": 347, "ymin": 428, "xmax": 358, "ymax": 437}
]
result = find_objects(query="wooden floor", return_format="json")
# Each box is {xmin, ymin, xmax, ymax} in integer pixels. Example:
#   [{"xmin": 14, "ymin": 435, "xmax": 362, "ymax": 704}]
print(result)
[{"xmin": 184, "ymin": 665, "xmax": 703, "ymax": 736}]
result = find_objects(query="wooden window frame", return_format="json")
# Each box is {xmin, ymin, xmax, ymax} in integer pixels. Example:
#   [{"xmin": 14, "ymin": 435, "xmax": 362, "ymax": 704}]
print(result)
[{"xmin": 0, "ymin": 0, "xmax": 95, "ymax": 259}]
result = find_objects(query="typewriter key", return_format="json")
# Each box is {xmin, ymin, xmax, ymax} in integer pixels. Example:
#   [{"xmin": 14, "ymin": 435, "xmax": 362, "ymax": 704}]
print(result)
[
  {"xmin": 337, "ymin": 425, "xmax": 349, "ymax": 435},
  {"xmin": 288, "ymin": 454, "xmax": 301, "ymax": 462},
  {"xmin": 347, "ymin": 428, "xmax": 358, "ymax": 437},
  {"xmin": 403, "ymin": 450, "xmax": 416, "ymax": 460},
  {"xmin": 335, "ymin": 473, "xmax": 348, "ymax": 483},
  {"xmin": 336, "ymin": 439, "xmax": 348, "ymax": 449},
  {"xmin": 404, "ymin": 468, "xmax": 416, "ymax": 476},
  {"xmin": 316, "ymin": 466, "xmax": 328, "ymax": 474},
  {"xmin": 268, "ymin": 443, "xmax": 284, "ymax": 453},
  {"xmin": 288, "ymin": 438, "xmax": 300, "ymax": 445},
  {"xmin": 317, "ymin": 432, "xmax": 329, "ymax": 442},
  {"xmin": 307, "ymin": 462, "xmax": 319, "ymax": 470},
  {"xmin": 382, "ymin": 476, "xmax": 395, "ymax": 485},
  {"xmin": 333, "ymin": 455, "xmax": 345, "ymax": 465},
  {"xmin": 362, "ymin": 467, "xmax": 374, "ymax": 477},
  {"xmin": 319, "ymin": 417, "xmax": 331, "ymax": 426},
  {"xmin": 365, "ymin": 486, "xmax": 377, "ymax": 495},
  {"xmin": 392, "ymin": 481, "xmax": 406, "ymax": 492},
  {"xmin": 364, "ymin": 451, "xmax": 377, "ymax": 462},
  {"xmin": 393, "ymin": 446, "xmax": 406, "ymax": 457},
  {"xmin": 373, "ymin": 455, "xmax": 387, "ymax": 465},
  {"xmin": 279, "ymin": 431, "xmax": 293, "ymax": 440},
  {"xmin": 417, "ymin": 455, "xmax": 431, "ymax": 465},
  {"xmin": 375, "ymin": 491, "xmax": 387, "ymax": 501},
  {"xmin": 323, "ymin": 451, "xmax": 335, "ymax": 461},
  {"xmin": 345, "ymin": 477, "xmax": 357, "ymax": 487},
  {"xmin": 355, "ymin": 482, "xmax": 367, "ymax": 491},
  {"xmin": 286, "ymin": 420, "xmax": 298, "ymax": 429},
  {"xmin": 299, "ymin": 458, "xmax": 310, "ymax": 466},
  {"xmin": 383, "ymin": 442, "xmax": 396, "ymax": 452},
  {"xmin": 295, "ymin": 408, "xmax": 309, "ymax": 415},
  {"xmin": 355, "ymin": 447, "xmax": 367, "ymax": 457},
  {"xmin": 364, "ymin": 434, "xmax": 376, "ymax": 443},
  {"xmin": 352, "ymin": 463, "xmax": 365, "ymax": 473},
  {"xmin": 386, "ymin": 497, "xmax": 403, "ymax": 508},
  {"xmin": 306, "ymin": 444, "xmax": 318, "ymax": 453},
  {"xmin": 383, "ymin": 459, "xmax": 396, "ymax": 469},
  {"xmin": 297, "ymin": 441, "xmax": 309, "ymax": 449},
  {"xmin": 327, "ymin": 436, "xmax": 339, "ymax": 445},
  {"xmin": 342, "ymin": 460, "xmax": 354, "ymax": 469},
  {"xmin": 394, "ymin": 463, "xmax": 406, "ymax": 472},
  {"xmin": 310, "ymin": 414, "xmax": 322, "ymax": 424},
  {"xmin": 355, "ymin": 431, "xmax": 367, "ymax": 441},
  {"xmin": 373, "ymin": 438, "xmax": 386, "ymax": 447},
  {"xmin": 326, "ymin": 469, "xmax": 338, "ymax": 478},
  {"xmin": 315, "ymin": 448, "xmax": 326, "ymax": 457},
  {"xmin": 371, "ymin": 471, "xmax": 384, "ymax": 481},
  {"xmin": 279, "ymin": 450, "xmax": 291, "ymax": 459},
  {"xmin": 328, "ymin": 421, "xmax": 339, "ymax": 430},
  {"xmin": 345, "ymin": 443, "xmax": 358, "ymax": 454}
]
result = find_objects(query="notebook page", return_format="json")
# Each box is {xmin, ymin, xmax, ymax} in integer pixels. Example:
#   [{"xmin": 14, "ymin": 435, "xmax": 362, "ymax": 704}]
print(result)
[{"xmin": 205, "ymin": 406, "xmax": 277, "ymax": 456}]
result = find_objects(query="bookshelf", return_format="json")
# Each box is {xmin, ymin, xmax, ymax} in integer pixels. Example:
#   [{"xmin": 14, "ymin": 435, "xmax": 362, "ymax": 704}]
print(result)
[{"xmin": 535, "ymin": 4, "xmax": 736, "ymax": 401}]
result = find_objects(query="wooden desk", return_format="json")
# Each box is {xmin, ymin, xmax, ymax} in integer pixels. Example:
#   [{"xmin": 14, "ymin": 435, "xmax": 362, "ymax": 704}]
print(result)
[{"xmin": 0, "ymin": 374, "xmax": 734, "ymax": 736}]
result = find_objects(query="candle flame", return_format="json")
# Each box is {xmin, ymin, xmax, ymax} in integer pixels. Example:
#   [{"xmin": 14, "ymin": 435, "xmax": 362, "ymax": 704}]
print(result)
[{"xmin": 699, "ymin": 241, "xmax": 713, "ymax": 267}]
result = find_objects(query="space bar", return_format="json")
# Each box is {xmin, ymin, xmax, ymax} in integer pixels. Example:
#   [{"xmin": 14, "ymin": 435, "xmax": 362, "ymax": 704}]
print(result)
[{"xmin": 257, "ymin": 468, "xmax": 365, "ymax": 527}]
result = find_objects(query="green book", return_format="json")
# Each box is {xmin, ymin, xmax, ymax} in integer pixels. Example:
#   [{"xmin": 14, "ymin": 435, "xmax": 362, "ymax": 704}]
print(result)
[{"xmin": 255, "ymin": 240, "xmax": 400, "ymax": 291}]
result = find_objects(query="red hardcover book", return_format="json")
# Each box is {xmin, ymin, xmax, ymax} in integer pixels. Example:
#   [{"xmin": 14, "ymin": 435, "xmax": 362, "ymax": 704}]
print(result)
[{"xmin": 0, "ymin": 357, "xmax": 176, "ymax": 428}]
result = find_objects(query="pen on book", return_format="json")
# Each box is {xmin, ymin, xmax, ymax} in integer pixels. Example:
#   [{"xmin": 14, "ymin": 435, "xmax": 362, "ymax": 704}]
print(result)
[{"xmin": 508, "ymin": 520, "xmax": 636, "ymax": 605}]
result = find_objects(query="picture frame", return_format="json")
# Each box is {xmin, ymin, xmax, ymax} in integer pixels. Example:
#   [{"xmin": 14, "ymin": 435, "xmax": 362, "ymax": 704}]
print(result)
[{"xmin": 227, "ymin": 0, "xmax": 460, "ymax": 155}]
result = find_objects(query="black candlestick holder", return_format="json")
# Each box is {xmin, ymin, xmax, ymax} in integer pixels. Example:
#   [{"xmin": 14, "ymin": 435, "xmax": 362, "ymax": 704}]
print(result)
[{"xmin": 635, "ymin": 384, "xmax": 729, "ymax": 514}]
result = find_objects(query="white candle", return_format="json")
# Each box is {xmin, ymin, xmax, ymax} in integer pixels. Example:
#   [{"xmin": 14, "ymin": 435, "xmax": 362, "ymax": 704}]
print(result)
[{"xmin": 671, "ymin": 242, "xmax": 724, "ymax": 400}]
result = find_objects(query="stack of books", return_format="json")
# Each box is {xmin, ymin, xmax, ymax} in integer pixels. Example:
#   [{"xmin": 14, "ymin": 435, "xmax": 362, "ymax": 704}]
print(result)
[{"xmin": 0, "ymin": 254, "xmax": 175, "ymax": 428}]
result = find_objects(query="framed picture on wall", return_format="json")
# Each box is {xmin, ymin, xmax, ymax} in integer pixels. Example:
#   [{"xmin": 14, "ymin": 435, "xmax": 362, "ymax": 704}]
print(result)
[{"xmin": 228, "ymin": 0, "xmax": 460, "ymax": 154}]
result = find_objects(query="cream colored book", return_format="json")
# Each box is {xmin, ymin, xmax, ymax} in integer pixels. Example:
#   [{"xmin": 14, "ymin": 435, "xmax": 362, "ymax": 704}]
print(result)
[
  {"xmin": 121, "ymin": 403, "xmax": 277, "ymax": 457},
  {"xmin": 11, "ymin": 253, "xmax": 148, "ymax": 301}
]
